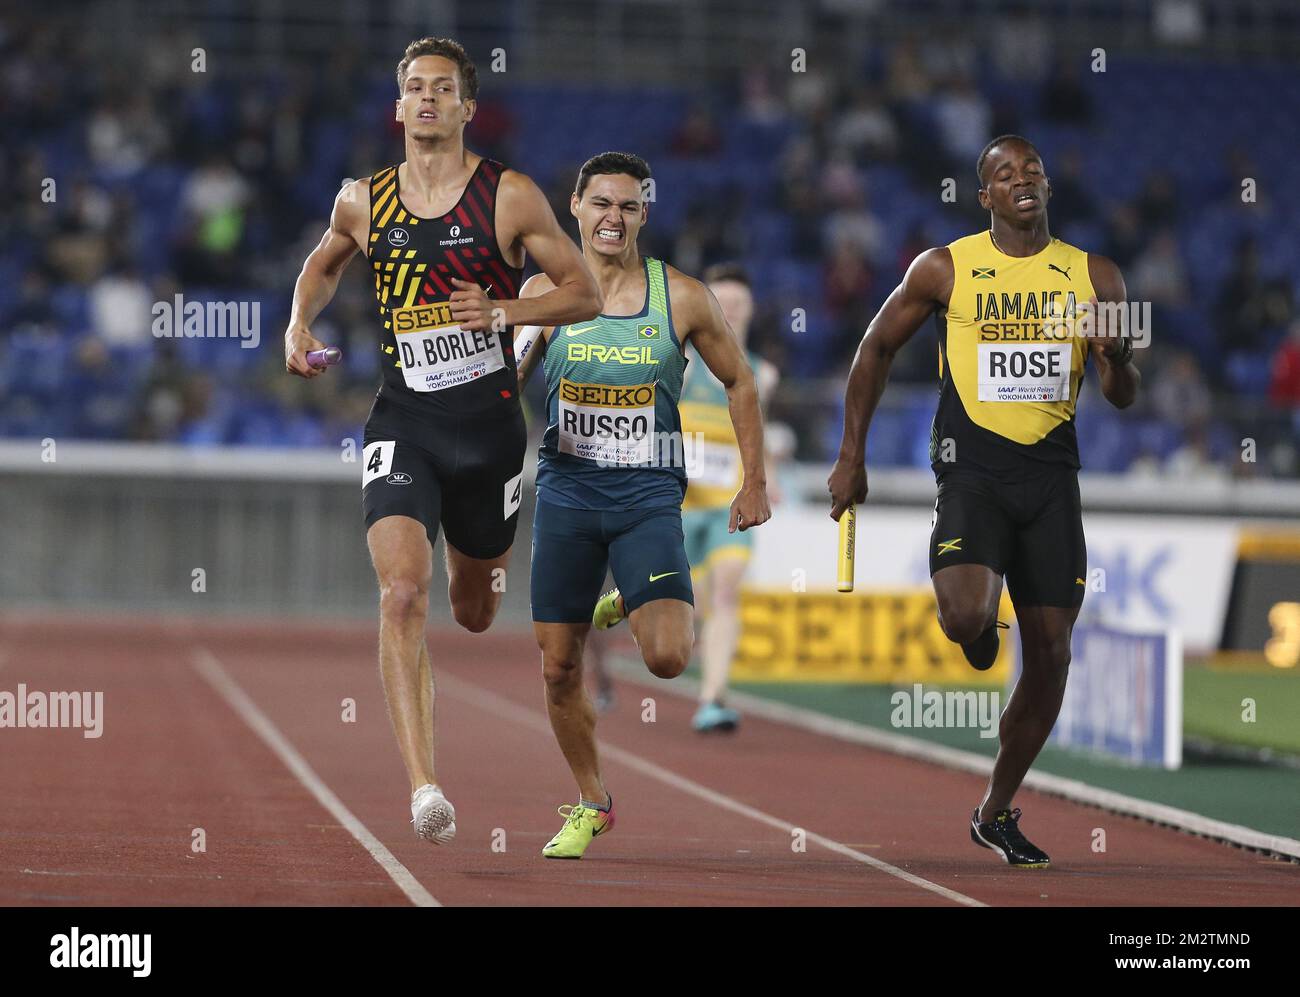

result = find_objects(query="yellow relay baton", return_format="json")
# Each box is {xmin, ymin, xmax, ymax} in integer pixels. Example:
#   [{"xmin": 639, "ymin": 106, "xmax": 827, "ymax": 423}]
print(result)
[{"xmin": 837, "ymin": 505, "xmax": 856, "ymax": 592}]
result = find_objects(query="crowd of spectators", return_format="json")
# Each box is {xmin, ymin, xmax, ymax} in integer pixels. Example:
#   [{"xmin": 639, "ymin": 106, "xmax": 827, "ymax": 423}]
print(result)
[{"xmin": 3, "ymin": 13, "xmax": 1296, "ymax": 478}]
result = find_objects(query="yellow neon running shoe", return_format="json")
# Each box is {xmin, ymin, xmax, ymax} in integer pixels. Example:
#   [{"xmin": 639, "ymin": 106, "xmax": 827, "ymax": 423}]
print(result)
[
  {"xmin": 592, "ymin": 588, "xmax": 626, "ymax": 630},
  {"xmin": 541, "ymin": 798, "xmax": 615, "ymax": 859}
]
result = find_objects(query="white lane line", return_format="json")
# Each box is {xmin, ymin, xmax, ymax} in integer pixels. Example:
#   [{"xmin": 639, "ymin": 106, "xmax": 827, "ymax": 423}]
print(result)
[
  {"xmin": 191, "ymin": 647, "xmax": 439, "ymax": 908},
  {"xmin": 440, "ymin": 673, "xmax": 985, "ymax": 908}
]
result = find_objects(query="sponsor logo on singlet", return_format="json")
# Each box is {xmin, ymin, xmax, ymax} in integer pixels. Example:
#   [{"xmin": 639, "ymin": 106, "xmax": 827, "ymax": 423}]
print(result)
[
  {"xmin": 390, "ymin": 301, "xmax": 506, "ymax": 392},
  {"xmin": 438, "ymin": 223, "xmax": 475, "ymax": 248},
  {"xmin": 387, "ymin": 227, "xmax": 409, "ymax": 246},
  {"xmin": 975, "ymin": 290, "xmax": 1079, "ymax": 341},
  {"xmin": 557, "ymin": 378, "xmax": 656, "ymax": 465}
]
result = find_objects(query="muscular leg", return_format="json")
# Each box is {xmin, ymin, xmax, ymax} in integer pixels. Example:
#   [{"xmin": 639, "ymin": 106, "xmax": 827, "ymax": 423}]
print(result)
[
  {"xmin": 932, "ymin": 563, "xmax": 1002, "ymax": 644},
  {"xmin": 698, "ymin": 556, "xmax": 747, "ymax": 703},
  {"xmin": 536, "ymin": 621, "xmax": 606, "ymax": 804},
  {"xmin": 368, "ymin": 515, "xmax": 437, "ymax": 793},
  {"xmin": 629, "ymin": 598, "xmax": 694, "ymax": 680},
  {"xmin": 444, "ymin": 540, "xmax": 512, "ymax": 634},
  {"xmin": 979, "ymin": 603, "xmax": 1077, "ymax": 819}
]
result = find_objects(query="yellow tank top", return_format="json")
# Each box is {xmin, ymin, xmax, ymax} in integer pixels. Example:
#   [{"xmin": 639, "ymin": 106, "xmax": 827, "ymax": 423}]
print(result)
[
  {"xmin": 931, "ymin": 231, "xmax": 1094, "ymax": 470},
  {"xmin": 679, "ymin": 345, "xmax": 756, "ymax": 510}
]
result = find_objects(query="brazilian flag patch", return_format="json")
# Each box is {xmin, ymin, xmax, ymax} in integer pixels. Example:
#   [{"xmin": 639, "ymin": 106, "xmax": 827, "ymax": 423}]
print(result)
[
  {"xmin": 638, "ymin": 324, "xmax": 659, "ymax": 339},
  {"xmin": 972, "ymin": 267, "xmax": 996, "ymax": 279}
]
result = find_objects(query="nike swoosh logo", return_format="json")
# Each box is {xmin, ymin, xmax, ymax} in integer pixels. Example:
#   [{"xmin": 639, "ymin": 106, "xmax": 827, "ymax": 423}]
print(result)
[
  {"xmin": 566, "ymin": 325, "xmax": 598, "ymax": 337},
  {"xmin": 649, "ymin": 571, "xmax": 679, "ymax": 582}
]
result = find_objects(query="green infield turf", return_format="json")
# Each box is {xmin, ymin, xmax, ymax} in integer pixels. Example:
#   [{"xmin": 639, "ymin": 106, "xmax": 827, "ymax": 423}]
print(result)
[{"xmin": 1183, "ymin": 660, "xmax": 1300, "ymax": 755}]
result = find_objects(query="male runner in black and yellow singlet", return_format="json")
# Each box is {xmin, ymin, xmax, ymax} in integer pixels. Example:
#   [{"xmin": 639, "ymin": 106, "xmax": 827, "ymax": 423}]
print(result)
[
  {"xmin": 828, "ymin": 135, "xmax": 1141, "ymax": 868},
  {"xmin": 283, "ymin": 37, "xmax": 600, "ymax": 845}
]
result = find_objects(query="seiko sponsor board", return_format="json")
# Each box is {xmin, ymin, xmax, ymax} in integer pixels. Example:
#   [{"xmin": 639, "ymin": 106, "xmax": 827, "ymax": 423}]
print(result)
[
  {"xmin": 732, "ymin": 589, "xmax": 1015, "ymax": 685},
  {"xmin": 744, "ymin": 503, "xmax": 1239, "ymax": 653}
]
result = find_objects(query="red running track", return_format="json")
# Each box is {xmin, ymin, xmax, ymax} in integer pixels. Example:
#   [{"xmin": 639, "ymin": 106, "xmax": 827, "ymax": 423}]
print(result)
[{"xmin": 0, "ymin": 615, "xmax": 1295, "ymax": 906}]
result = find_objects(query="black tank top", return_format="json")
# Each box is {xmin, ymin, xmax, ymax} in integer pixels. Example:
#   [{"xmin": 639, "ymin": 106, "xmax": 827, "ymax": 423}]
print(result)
[{"xmin": 367, "ymin": 158, "xmax": 524, "ymax": 417}]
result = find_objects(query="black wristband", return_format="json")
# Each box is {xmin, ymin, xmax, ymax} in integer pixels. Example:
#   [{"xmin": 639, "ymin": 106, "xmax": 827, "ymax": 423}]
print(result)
[{"xmin": 1105, "ymin": 337, "xmax": 1134, "ymax": 366}]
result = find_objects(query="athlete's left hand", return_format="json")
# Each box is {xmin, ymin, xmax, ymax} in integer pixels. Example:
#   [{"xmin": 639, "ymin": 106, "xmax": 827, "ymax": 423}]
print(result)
[
  {"xmin": 1081, "ymin": 294, "xmax": 1124, "ymax": 357},
  {"xmin": 729, "ymin": 482, "xmax": 772, "ymax": 533},
  {"xmin": 449, "ymin": 278, "xmax": 506, "ymax": 333}
]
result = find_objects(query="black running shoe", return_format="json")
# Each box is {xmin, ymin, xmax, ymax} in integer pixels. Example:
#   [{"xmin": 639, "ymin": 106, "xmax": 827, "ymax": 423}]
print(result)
[
  {"xmin": 961, "ymin": 621, "xmax": 1009, "ymax": 671},
  {"xmin": 970, "ymin": 807, "xmax": 1051, "ymax": 868}
]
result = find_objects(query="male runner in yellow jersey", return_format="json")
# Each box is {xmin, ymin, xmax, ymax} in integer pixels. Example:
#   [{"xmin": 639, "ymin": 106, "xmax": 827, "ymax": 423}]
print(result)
[
  {"xmin": 514, "ymin": 152, "xmax": 771, "ymax": 858},
  {"xmin": 284, "ymin": 37, "xmax": 600, "ymax": 845},
  {"xmin": 679, "ymin": 263, "xmax": 781, "ymax": 733},
  {"xmin": 828, "ymin": 135, "xmax": 1140, "ymax": 868}
]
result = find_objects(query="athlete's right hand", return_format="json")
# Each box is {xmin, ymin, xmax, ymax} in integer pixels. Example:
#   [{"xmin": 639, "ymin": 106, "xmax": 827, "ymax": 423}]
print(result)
[
  {"xmin": 285, "ymin": 326, "xmax": 327, "ymax": 379},
  {"xmin": 828, "ymin": 457, "xmax": 868, "ymax": 521}
]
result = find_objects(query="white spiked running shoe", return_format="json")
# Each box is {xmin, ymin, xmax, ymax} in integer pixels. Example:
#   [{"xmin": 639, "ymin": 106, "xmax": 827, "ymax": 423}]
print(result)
[{"xmin": 410, "ymin": 784, "xmax": 457, "ymax": 844}]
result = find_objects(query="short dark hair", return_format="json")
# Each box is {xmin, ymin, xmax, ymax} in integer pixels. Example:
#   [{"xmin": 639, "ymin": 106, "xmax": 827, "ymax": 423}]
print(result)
[
  {"xmin": 702, "ymin": 262, "xmax": 751, "ymax": 289},
  {"xmin": 976, "ymin": 134, "xmax": 1041, "ymax": 186},
  {"xmin": 575, "ymin": 151, "xmax": 652, "ymax": 199},
  {"xmin": 397, "ymin": 37, "xmax": 478, "ymax": 101}
]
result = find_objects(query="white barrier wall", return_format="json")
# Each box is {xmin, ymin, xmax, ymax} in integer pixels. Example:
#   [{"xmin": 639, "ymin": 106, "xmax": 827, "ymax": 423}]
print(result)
[{"xmin": 3, "ymin": 441, "xmax": 1293, "ymax": 647}]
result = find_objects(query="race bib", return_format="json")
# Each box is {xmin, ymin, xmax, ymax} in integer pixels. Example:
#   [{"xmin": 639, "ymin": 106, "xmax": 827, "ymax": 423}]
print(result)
[
  {"xmin": 391, "ymin": 301, "xmax": 505, "ymax": 392},
  {"xmin": 977, "ymin": 343, "xmax": 1072, "ymax": 402},
  {"xmin": 557, "ymin": 378, "xmax": 655, "ymax": 465},
  {"xmin": 685, "ymin": 438, "xmax": 740, "ymax": 489}
]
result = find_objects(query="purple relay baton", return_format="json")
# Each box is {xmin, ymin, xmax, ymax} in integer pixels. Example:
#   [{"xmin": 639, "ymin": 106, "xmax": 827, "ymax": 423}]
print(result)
[{"xmin": 306, "ymin": 346, "xmax": 343, "ymax": 369}]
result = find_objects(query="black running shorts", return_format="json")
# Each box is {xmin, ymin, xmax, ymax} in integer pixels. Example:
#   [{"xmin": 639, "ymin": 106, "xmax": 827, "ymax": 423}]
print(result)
[
  {"xmin": 928, "ymin": 464, "xmax": 1087, "ymax": 609},
  {"xmin": 361, "ymin": 393, "xmax": 527, "ymax": 559}
]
